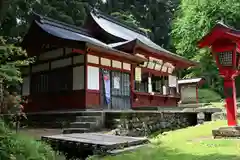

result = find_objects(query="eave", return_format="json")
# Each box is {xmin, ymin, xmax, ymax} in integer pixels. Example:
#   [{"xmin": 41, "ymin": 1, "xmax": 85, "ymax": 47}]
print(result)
[
  {"xmin": 109, "ymin": 39, "xmax": 198, "ymax": 68},
  {"xmin": 198, "ymin": 22, "xmax": 240, "ymax": 49},
  {"xmin": 89, "ymin": 9, "xmax": 197, "ymax": 68},
  {"xmin": 21, "ymin": 13, "xmax": 147, "ymax": 64}
]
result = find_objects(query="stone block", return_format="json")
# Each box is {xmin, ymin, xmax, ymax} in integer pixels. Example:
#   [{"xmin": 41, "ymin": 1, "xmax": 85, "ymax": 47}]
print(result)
[
  {"xmin": 105, "ymin": 111, "xmax": 196, "ymax": 137},
  {"xmin": 212, "ymin": 126, "xmax": 240, "ymax": 138},
  {"xmin": 212, "ymin": 112, "xmax": 240, "ymax": 121}
]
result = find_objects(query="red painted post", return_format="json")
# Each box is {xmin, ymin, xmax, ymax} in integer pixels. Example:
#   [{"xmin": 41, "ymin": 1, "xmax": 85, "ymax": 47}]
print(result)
[{"xmin": 224, "ymin": 77, "xmax": 238, "ymax": 126}]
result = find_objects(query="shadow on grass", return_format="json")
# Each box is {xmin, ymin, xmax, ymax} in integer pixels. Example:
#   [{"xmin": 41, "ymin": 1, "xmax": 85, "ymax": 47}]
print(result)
[
  {"xmin": 155, "ymin": 147, "xmax": 239, "ymax": 160},
  {"xmin": 95, "ymin": 144, "xmax": 240, "ymax": 160}
]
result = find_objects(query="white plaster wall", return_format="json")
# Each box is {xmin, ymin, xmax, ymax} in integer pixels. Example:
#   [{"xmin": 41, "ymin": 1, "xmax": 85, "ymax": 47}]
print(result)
[
  {"xmin": 87, "ymin": 66, "xmax": 99, "ymax": 90},
  {"xmin": 161, "ymin": 64, "xmax": 168, "ymax": 72},
  {"xmin": 123, "ymin": 63, "xmax": 131, "ymax": 70},
  {"xmin": 169, "ymin": 75, "xmax": 177, "ymax": 87},
  {"xmin": 112, "ymin": 60, "xmax": 122, "ymax": 69},
  {"xmin": 51, "ymin": 57, "xmax": 71, "ymax": 69},
  {"xmin": 73, "ymin": 66, "xmax": 85, "ymax": 90},
  {"xmin": 87, "ymin": 54, "xmax": 99, "ymax": 64},
  {"xmin": 39, "ymin": 48, "xmax": 64, "ymax": 60},
  {"xmin": 101, "ymin": 57, "xmax": 111, "ymax": 66},
  {"xmin": 73, "ymin": 55, "xmax": 84, "ymax": 64},
  {"xmin": 32, "ymin": 63, "xmax": 49, "ymax": 73}
]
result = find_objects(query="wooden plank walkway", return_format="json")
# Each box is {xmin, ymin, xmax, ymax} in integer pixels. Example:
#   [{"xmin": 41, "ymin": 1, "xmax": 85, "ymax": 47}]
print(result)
[{"xmin": 42, "ymin": 133, "xmax": 149, "ymax": 159}]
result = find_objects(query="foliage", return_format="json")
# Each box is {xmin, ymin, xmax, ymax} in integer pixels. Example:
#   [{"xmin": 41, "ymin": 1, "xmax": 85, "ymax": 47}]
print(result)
[
  {"xmin": 198, "ymin": 89, "xmax": 222, "ymax": 103},
  {"xmin": 172, "ymin": 0, "xmax": 240, "ymax": 94},
  {"xmin": 0, "ymin": 1, "xmax": 30, "ymax": 131},
  {"xmin": 0, "ymin": 37, "xmax": 30, "ymax": 86},
  {"xmin": 0, "ymin": 0, "xmax": 180, "ymax": 91},
  {"xmin": 0, "ymin": 0, "xmax": 180, "ymax": 48},
  {"xmin": 110, "ymin": 11, "xmax": 151, "ymax": 36},
  {"xmin": 0, "ymin": 0, "xmax": 103, "ymax": 41},
  {"xmin": 0, "ymin": 91, "xmax": 27, "ymax": 131},
  {"xmin": 0, "ymin": 36, "xmax": 30, "ymax": 128},
  {"xmin": 88, "ymin": 120, "xmax": 240, "ymax": 160},
  {"xmin": 33, "ymin": 0, "xmax": 88, "ymax": 26},
  {"xmin": 0, "ymin": 120, "xmax": 55, "ymax": 160}
]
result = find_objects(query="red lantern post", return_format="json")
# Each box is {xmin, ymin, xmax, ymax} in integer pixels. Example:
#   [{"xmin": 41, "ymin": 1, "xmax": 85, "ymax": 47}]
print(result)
[{"xmin": 198, "ymin": 22, "xmax": 240, "ymax": 129}]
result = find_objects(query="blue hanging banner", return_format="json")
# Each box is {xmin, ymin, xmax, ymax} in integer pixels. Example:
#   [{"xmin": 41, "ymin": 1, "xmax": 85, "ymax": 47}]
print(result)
[{"xmin": 102, "ymin": 69, "xmax": 111, "ymax": 104}]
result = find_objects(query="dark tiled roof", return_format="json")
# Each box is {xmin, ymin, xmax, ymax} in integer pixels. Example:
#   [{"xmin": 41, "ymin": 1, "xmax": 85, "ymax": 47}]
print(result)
[
  {"xmin": 32, "ymin": 13, "xmax": 108, "ymax": 47},
  {"xmin": 33, "ymin": 13, "xmax": 93, "ymax": 37},
  {"xmin": 90, "ymin": 8, "xmax": 148, "ymax": 36},
  {"xmin": 22, "ymin": 13, "xmax": 146, "ymax": 63},
  {"xmin": 108, "ymin": 39, "xmax": 197, "ymax": 66},
  {"xmin": 91, "ymin": 9, "xmax": 197, "ymax": 66}
]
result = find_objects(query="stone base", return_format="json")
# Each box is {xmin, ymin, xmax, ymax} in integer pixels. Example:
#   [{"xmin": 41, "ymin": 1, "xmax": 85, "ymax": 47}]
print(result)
[{"xmin": 212, "ymin": 126, "xmax": 240, "ymax": 139}]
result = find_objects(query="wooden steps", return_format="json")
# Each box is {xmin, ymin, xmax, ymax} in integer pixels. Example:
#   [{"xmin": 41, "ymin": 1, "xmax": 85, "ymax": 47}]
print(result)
[{"xmin": 62, "ymin": 113, "xmax": 103, "ymax": 134}]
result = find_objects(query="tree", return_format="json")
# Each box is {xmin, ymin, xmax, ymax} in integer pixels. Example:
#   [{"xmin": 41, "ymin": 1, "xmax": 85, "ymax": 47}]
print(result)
[
  {"xmin": 33, "ymin": 0, "xmax": 88, "ymax": 26},
  {"xmin": 0, "ymin": 1, "xmax": 30, "ymax": 122},
  {"xmin": 1, "ymin": 0, "xmax": 179, "ymax": 48},
  {"xmin": 0, "ymin": 0, "xmax": 103, "ymax": 42},
  {"xmin": 0, "ymin": 37, "xmax": 28, "ymax": 86},
  {"xmin": 98, "ymin": 0, "xmax": 179, "ymax": 48},
  {"xmin": 171, "ymin": 0, "xmax": 240, "ymax": 94},
  {"xmin": 110, "ymin": 11, "xmax": 151, "ymax": 36}
]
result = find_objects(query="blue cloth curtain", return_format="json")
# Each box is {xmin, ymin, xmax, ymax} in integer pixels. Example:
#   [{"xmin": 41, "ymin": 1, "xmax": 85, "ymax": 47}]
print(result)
[{"xmin": 102, "ymin": 69, "xmax": 111, "ymax": 104}]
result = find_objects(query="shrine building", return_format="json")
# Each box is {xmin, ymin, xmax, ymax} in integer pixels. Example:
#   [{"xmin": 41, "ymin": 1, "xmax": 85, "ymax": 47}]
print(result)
[{"xmin": 21, "ymin": 8, "xmax": 197, "ymax": 112}]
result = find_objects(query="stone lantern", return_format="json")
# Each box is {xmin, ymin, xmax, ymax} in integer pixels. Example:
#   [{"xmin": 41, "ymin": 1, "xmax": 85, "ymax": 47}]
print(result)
[{"xmin": 198, "ymin": 22, "xmax": 240, "ymax": 138}]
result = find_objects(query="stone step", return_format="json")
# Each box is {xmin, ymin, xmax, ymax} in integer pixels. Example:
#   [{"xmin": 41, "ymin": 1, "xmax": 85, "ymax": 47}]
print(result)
[
  {"xmin": 80, "ymin": 112, "xmax": 103, "ymax": 117},
  {"xmin": 70, "ymin": 122, "xmax": 96, "ymax": 128},
  {"xmin": 178, "ymin": 103, "xmax": 206, "ymax": 108},
  {"xmin": 76, "ymin": 116, "xmax": 101, "ymax": 122},
  {"xmin": 62, "ymin": 128, "xmax": 90, "ymax": 134}
]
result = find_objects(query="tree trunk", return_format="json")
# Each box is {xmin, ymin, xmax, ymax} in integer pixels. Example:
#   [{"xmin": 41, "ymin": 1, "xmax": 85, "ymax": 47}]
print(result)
[{"xmin": 0, "ymin": 0, "xmax": 10, "ymax": 23}]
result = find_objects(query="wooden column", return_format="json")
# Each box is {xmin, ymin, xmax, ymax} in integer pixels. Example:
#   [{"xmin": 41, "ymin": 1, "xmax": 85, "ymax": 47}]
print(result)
[
  {"xmin": 130, "ymin": 64, "xmax": 135, "ymax": 108},
  {"xmin": 84, "ymin": 48, "xmax": 88, "ymax": 109}
]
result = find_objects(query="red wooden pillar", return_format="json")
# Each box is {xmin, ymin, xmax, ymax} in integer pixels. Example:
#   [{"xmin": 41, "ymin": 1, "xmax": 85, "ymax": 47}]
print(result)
[
  {"xmin": 84, "ymin": 48, "xmax": 88, "ymax": 109},
  {"xmin": 130, "ymin": 64, "xmax": 135, "ymax": 108},
  {"xmin": 224, "ymin": 77, "xmax": 238, "ymax": 126}
]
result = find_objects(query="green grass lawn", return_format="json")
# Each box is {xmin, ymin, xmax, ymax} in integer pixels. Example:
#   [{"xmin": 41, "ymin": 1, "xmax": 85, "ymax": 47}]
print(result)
[
  {"xmin": 207, "ymin": 101, "xmax": 240, "ymax": 108},
  {"xmin": 90, "ymin": 120, "xmax": 240, "ymax": 160},
  {"xmin": 209, "ymin": 102, "xmax": 225, "ymax": 108}
]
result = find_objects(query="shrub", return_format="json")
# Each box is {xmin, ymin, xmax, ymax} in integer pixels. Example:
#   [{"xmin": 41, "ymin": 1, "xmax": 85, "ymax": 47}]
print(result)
[
  {"xmin": 0, "ymin": 121, "xmax": 55, "ymax": 160},
  {"xmin": 198, "ymin": 89, "xmax": 222, "ymax": 103},
  {"xmin": 0, "ymin": 91, "xmax": 27, "ymax": 131}
]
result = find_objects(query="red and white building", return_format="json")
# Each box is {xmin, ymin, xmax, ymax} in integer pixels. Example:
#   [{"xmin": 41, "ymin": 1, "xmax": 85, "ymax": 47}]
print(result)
[{"xmin": 21, "ymin": 9, "xmax": 196, "ymax": 112}]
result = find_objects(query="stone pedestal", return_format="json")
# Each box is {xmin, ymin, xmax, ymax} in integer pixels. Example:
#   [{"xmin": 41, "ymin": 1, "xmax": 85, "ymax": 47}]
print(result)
[
  {"xmin": 197, "ymin": 112, "xmax": 205, "ymax": 125},
  {"xmin": 212, "ymin": 126, "xmax": 240, "ymax": 138}
]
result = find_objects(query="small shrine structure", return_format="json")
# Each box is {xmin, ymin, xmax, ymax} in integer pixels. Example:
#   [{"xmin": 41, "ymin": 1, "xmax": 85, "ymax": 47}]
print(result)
[{"xmin": 178, "ymin": 78, "xmax": 205, "ymax": 104}]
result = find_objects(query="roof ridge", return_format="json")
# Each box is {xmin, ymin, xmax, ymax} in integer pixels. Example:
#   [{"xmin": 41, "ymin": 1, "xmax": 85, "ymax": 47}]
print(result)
[
  {"xmin": 32, "ymin": 12, "xmax": 93, "ymax": 37},
  {"xmin": 216, "ymin": 21, "xmax": 240, "ymax": 33},
  {"xmin": 91, "ymin": 8, "xmax": 148, "ymax": 37}
]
